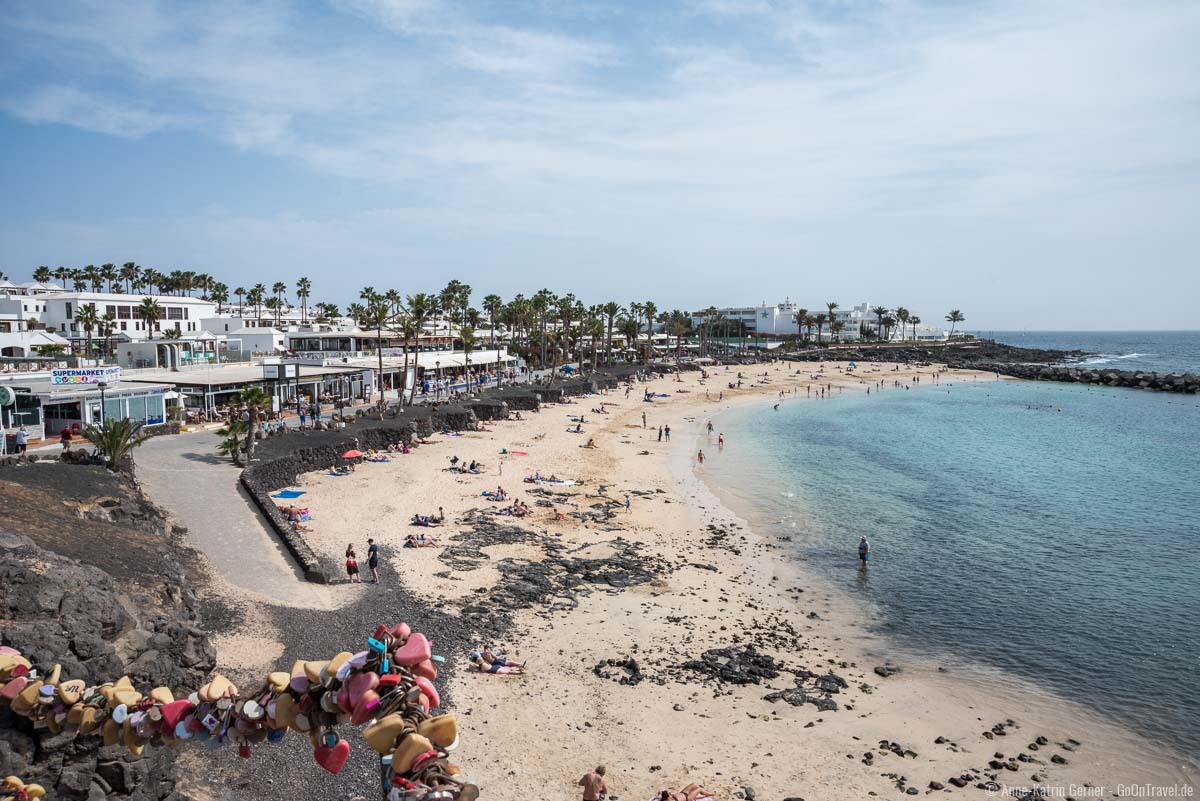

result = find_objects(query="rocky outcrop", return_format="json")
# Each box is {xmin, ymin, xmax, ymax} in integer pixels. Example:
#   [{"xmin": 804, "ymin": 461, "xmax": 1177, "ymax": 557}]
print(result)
[
  {"xmin": 966, "ymin": 363, "xmax": 1199, "ymax": 393},
  {"xmin": 0, "ymin": 531, "xmax": 216, "ymax": 801},
  {"xmin": 781, "ymin": 341, "xmax": 1084, "ymax": 367}
]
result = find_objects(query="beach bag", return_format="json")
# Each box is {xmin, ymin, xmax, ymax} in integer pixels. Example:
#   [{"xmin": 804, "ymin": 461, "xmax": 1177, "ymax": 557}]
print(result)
[{"xmin": 346, "ymin": 558, "xmax": 357, "ymax": 569}]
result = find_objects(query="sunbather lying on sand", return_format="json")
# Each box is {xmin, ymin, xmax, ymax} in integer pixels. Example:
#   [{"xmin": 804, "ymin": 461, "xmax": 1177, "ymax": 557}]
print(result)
[
  {"xmin": 405, "ymin": 533, "xmax": 440, "ymax": 548},
  {"xmin": 470, "ymin": 650, "xmax": 526, "ymax": 674},
  {"xmin": 656, "ymin": 785, "xmax": 713, "ymax": 801}
]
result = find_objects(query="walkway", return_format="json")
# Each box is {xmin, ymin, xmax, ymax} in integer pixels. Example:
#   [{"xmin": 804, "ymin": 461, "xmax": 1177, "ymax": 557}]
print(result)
[{"xmin": 135, "ymin": 431, "xmax": 336, "ymax": 609}]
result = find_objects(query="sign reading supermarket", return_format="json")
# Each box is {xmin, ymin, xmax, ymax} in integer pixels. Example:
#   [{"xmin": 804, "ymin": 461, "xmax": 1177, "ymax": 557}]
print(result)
[{"xmin": 50, "ymin": 366, "xmax": 122, "ymax": 386}]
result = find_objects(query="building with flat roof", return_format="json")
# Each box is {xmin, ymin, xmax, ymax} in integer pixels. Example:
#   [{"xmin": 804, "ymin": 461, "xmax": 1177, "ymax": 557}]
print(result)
[{"xmin": 0, "ymin": 366, "xmax": 170, "ymax": 447}]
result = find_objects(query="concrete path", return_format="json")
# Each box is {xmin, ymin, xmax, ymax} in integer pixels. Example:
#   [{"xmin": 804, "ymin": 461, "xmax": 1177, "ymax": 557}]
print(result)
[{"xmin": 135, "ymin": 431, "xmax": 336, "ymax": 609}]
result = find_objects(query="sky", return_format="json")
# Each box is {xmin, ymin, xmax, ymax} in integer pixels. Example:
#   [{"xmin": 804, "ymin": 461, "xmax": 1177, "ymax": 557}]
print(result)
[{"xmin": 1, "ymin": 0, "xmax": 1198, "ymax": 330}]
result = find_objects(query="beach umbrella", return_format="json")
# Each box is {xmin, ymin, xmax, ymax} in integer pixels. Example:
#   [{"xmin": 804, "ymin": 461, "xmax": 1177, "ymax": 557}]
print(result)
[{"xmin": 342, "ymin": 449, "xmax": 364, "ymax": 458}]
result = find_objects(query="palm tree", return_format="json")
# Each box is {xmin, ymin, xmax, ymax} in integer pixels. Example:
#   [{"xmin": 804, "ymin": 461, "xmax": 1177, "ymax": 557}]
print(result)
[
  {"xmin": 296, "ymin": 277, "xmax": 312, "ymax": 323},
  {"xmin": 531, "ymin": 290, "xmax": 553, "ymax": 367},
  {"xmin": 210, "ymin": 282, "xmax": 229, "ymax": 314},
  {"xmin": 249, "ymin": 284, "xmax": 267, "ymax": 323},
  {"xmin": 406, "ymin": 292, "xmax": 435, "ymax": 355},
  {"xmin": 346, "ymin": 303, "xmax": 366, "ymax": 327},
  {"xmin": 601, "ymin": 302, "xmax": 622, "ymax": 366},
  {"xmin": 82, "ymin": 418, "xmax": 150, "ymax": 470},
  {"xmin": 894, "ymin": 307, "xmax": 911, "ymax": 341},
  {"xmin": 71, "ymin": 270, "xmax": 87, "ymax": 292},
  {"xmin": 482, "ymin": 294, "xmax": 502, "ymax": 349},
  {"xmin": 52, "ymin": 266, "xmax": 70, "ymax": 287},
  {"xmin": 233, "ymin": 387, "xmax": 271, "ymax": 463},
  {"xmin": 272, "ymin": 281, "xmax": 288, "ymax": 310},
  {"xmin": 33, "ymin": 265, "xmax": 52, "ymax": 284},
  {"xmin": 882, "ymin": 315, "xmax": 897, "ymax": 340},
  {"xmin": 813, "ymin": 313, "xmax": 828, "ymax": 344},
  {"xmin": 360, "ymin": 289, "xmax": 393, "ymax": 404},
  {"xmin": 216, "ymin": 420, "xmax": 249, "ymax": 466},
  {"xmin": 75, "ymin": 303, "xmax": 99, "ymax": 358},
  {"xmin": 264, "ymin": 297, "xmax": 283, "ymax": 325},
  {"xmin": 825, "ymin": 302, "xmax": 840, "ymax": 340},
  {"xmin": 793, "ymin": 308, "xmax": 809, "ymax": 344},
  {"xmin": 395, "ymin": 315, "xmax": 419, "ymax": 404},
  {"xmin": 459, "ymin": 325, "xmax": 477, "ymax": 392},
  {"xmin": 619, "ymin": 316, "xmax": 640, "ymax": 363},
  {"xmin": 315, "ymin": 302, "xmax": 341, "ymax": 324},
  {"xmin": 909, "ymin": 315, "xmax": 921, "ymax": 340},
  {"xmin": 100, "ymin": 263, "xmax": 118, "ymax": 293},
  {"xmin": 641, "ymin": 301, "xmax": 658, "ymax": 362},
  {"xmin": 100, "ymin": 311, "xmax": 116, "ymax": 362},
  {"xmin": 139, "ymin": 297, "xmax": 162, "ymax": 340},
  {"xmin": 832, "ymin": 320, "xmax": 846, "ymax": 341},
  {"xmin": 234, "ymin": 286, "xmax": 246, "ymax": 314},
  {"xmin": 120, "ymin": 262, "xmax": 139, "ymax": 294},
  {"xmin": 871, "ymin": 306, "xmax": 889, "ymax": 341},
  {"xmin": 945, "ymin": 310, "xmax": 965, "ymax": 337}
]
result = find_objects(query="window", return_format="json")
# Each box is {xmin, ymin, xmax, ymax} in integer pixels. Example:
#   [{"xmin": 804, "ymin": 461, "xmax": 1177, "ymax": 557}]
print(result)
[
  {"xmin": 167, "ymin": 307, "xmax": 184, "ymax": 320},
  {"xmin": 65, "ymin": 302, "xmax": 72, "ymax": 319},
  {"xmin": 106, "ymin": 305, "xmax": 116, "ymax": 316},
  {"xmin": 118, "ymin": 306, "xmax": 132, "ymax": 319},
  {"xmin": 120, "ymin": 322, "xmax": 127, "ymax": 331},
  {"xmin": 184, "ymin": 307, "xmax": 189, "ymax": 319}
]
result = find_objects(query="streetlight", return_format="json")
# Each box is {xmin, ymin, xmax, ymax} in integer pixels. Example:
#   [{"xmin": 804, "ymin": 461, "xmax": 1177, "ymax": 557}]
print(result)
[
  {"xmin": 435, "ymin": 361, "xmax": 441, "ymax": 400},
  {"xmin": 97, "ymin": 381, "xmax": 108, "ymax": 424}
]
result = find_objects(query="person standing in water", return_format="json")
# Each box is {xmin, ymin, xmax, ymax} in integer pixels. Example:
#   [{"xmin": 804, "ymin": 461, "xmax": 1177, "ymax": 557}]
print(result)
[{"xmin": 858, "ymin": 536, "xmax": 870, "ymax": 564}]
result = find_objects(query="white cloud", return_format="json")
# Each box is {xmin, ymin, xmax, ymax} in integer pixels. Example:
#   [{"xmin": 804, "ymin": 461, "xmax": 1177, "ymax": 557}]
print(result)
[{"xmin": 3, "ymin": 85, "xmax": 176, "ymax": 137}]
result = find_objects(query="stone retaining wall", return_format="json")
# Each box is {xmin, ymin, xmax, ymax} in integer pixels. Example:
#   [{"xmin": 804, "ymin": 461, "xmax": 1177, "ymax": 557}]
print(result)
[{"xmin": 240, "ymin": 405, "xmax": 484, "ymax": 584}]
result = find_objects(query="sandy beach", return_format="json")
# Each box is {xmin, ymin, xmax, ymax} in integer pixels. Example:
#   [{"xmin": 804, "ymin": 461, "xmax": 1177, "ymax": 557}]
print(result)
[{"xmin": 245, "ymin": 362, "xmax": 1192, "ymax": 800}]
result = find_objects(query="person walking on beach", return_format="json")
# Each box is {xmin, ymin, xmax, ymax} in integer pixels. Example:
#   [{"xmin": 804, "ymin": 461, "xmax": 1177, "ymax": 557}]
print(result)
[
  {"xmin": 625, "ymin": 495, "xmax": 631, "ymax": 513},
  {"xmin": 578, "ymin": 766, "xmax": 608, "ymax": 801},
  {"xmin": 14, "ymin": 427, "xmax": 28, "ymax": 456},
  {"xmin": 664, "ymin": 424, "xmax": 671, "ymax": 441},
  {"xmin": 367, "ymin": 538, "xmax": 380, "ymax": 583},
  {"xmin": 697, "ymin": 450, "xmax": 705, "ymax": 464},
  {"xmin": 345, "ymin": 544, "xmax": 361, "ymax": 583},
  {"xmin": 858, "ymin": 536, "xmax": 870, "ymax": 564},
  {"xmin": 718, "ymin": 433, "xmax": 724, "ymax": 451},
  {"xmin": 706, "ymin": 420, "xmax": 713, "ymax": 434}
]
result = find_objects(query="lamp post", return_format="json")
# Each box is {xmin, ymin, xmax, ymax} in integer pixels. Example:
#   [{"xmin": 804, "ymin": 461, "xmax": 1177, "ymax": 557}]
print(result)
[
  {"xmin": 435, "ymin": 361, "xmax": 441, "ymax": 400},
  {"xmin": 97, "ymin": 381, "xmax": 108, "ymax": 424}
]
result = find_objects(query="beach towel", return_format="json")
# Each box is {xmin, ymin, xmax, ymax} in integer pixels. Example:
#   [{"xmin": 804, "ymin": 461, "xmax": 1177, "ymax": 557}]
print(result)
[
  {"xmin": 443, "ymin": 432, "xmax": 464, "ymax": 437},
  {"xmin": 648, "ymin": 796, "xmax": 713, "ymax": 801},
  {"xmin": 538, "ymin": 479, "xmax": 576, "ymax": 486},
  {"xmin": 272, "ymin": 489, "xmax": 306, "ymax": 499}
]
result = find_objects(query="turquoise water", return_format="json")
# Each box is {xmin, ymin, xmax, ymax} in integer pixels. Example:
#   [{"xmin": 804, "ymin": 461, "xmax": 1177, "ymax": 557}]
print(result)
[{"xmin": 705, "ymin": 376, "xmax": 1200, "ymax": 763}]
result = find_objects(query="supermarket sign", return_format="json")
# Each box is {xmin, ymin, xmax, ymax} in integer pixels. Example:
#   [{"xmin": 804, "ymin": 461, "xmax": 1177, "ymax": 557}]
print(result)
[{"xmin": 51, "ymin": 366, "xmax": 122, "ymax": 386}]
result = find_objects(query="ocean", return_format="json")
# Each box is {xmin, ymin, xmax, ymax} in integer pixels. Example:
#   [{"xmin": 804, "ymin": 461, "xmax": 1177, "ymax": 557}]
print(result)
[
  {"xmin": 702, "ymin": 334, "xmax": 1199, "ymax": 766},
  {"xmin": 974, "ymin": 330, "xmax": 1200, "ymax": 375}
]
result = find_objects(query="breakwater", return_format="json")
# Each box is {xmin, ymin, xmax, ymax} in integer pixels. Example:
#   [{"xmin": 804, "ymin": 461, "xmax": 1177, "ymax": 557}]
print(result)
[{"xmin": 781, "ymin": 341, "xmax": 1199, "ymax": 393}]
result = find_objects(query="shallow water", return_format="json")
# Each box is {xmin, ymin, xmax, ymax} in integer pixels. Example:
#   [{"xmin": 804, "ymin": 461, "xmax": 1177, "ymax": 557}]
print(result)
[{"xmin": 703, "ymin": 376, "xmax": 1200, "ymax": 765}]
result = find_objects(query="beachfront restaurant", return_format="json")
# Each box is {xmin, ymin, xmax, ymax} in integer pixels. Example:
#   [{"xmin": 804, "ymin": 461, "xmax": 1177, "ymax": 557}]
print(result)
[
  {"xmin": 121, "ymin": 361, "xmax": 372, "ymax": 421},
  {"xmin": 0, "ymin": 368, "xmax": 170, "ymax": 444}
]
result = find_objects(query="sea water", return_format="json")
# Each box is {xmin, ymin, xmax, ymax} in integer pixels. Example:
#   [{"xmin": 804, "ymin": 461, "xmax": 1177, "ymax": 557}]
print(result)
[
  {"xmin": 976, "ymin": 330, "xmax": 1200, "ymax": 375},
  {"xmin": 703, "ymin": 372, "xmax": 1199, "ymax": 765}
]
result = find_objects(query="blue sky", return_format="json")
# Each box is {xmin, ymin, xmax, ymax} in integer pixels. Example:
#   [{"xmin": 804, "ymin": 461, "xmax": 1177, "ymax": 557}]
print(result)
[{"xmin": 1, "ymin": 0, "xmax": 1198, "ymax": 329}]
